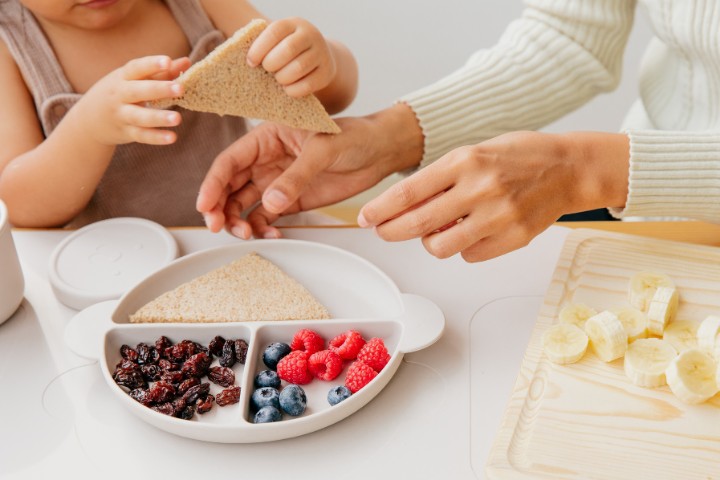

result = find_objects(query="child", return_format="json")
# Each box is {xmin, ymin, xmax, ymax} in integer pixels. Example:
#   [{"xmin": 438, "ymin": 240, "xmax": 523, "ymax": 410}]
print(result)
[{"xmin": 0, "ymin": 0, "xmax": 357, "ymax": 228}]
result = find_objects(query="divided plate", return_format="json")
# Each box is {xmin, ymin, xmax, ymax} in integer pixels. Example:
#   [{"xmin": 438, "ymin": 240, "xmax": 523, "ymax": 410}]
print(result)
[
  {"xmin": 486, "ymin": 229, "xmax": 720, "ymax": 480},
  {"xmin": 65, "ymin": 239, "xmax": 444, "ymax": 443}
]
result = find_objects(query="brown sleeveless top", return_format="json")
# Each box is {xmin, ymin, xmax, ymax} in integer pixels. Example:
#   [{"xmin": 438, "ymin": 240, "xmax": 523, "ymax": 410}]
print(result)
[{"xmin": 0, "ymin": 0, "xmax": 247, "ymax": 227}]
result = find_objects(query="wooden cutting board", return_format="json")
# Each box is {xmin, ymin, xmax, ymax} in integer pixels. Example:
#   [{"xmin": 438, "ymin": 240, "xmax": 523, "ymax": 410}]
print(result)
[{"xmin": 486, "ymin": 228, "xmax": 720, "ymax": 480}]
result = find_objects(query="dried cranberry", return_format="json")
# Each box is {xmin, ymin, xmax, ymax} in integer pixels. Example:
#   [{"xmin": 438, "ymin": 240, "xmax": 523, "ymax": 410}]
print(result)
[
  {"xmin": 113, "ymin": 370, "xmax": 147, "ymax": 390},
  {"xmin": 120, "ymin": 344, "xmax": 138, "ymax": 362},
  {"xmin": 149, "ymin": 381, "xmax": 176, "ymax": 403},
  {"xmin": 136, "ymin": 343, "xmax": 159, "ymax": 365},
  {"xmin": 208, "ymin": 335, "xmax": 226, "ymax": 357},
  {"xmin": 177, "ymin": 405, "xmax": 195, "ymax": 420},
  {"xmin": 140, "ymin": 364, "xmax": 162, "ymax": 382},
  {"xmin": 207, "ymin": 366, "xmax": 235, "ymax": 387},
  {"xmin": 182, "ymin": 383, "xmax": 210, "ymax": 405},
  {"xmin": 160, "ymin": 370, "xmax": 184, "ymax": 385},
  {"xmin": 177, "ymin": 376, "xmax": 200, "ymax": 395},
  {"xmin": 155, "ymin": 336, "xmax": 172, "ymax": 356},
  {"xmin": 128, "ymin": 388, "xmax": 154, "ymax": 406},
  {"xmin": 234, "ymin": 339, "xmax": 249, "ymax": 364},
  {"xmin": 219, "ymin": 340, "xmax": 236, "ymax": 368},
  {"xmin": 216, "ymin": 386, "xmax": 241, "ymax": 406},
  {"xmin": 152, "ymin": 402, "xmax": 175, "ymax": 416},
  {"xmin": 182, "ymin": 352, "xmax": 211, "ymax": 378},
  {"xmin": 196, "ymin": 394, "xmax": 214, "ymax": 414}
]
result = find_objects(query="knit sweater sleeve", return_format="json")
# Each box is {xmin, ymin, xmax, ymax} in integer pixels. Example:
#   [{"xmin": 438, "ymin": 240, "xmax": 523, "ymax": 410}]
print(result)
[
  {"xmin": 608, "ymin": 130, "xmax": 720, "ymax": 222},
  {"xmin": 399, "ymin": 0, "xmax": 636, "ymax": 168}
]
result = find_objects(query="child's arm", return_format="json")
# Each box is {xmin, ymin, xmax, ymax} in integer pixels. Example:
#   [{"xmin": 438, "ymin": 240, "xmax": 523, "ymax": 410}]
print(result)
[
  {"xmin": 202, "ymin": 0, "xmax": 358, "ymax": 114},
  {"xmin": 0, "ymin": 46, "xmax": 188, "ymax": 227}
]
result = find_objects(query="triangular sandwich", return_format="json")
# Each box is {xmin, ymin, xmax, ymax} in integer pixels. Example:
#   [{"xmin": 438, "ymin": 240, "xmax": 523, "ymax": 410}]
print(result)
[
  {"xmin": 129, "ymin": 252, "xmax": 331, "ymax": 323},
  {"xmin": 155, "ymin": 18, "xmax": 341, "ymax": 134}
]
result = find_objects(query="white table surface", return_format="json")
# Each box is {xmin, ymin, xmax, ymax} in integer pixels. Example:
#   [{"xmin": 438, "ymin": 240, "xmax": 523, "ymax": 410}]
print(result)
[{"xmin": 0, "ymin": 225, "xmax": 571, "ymax": 480}]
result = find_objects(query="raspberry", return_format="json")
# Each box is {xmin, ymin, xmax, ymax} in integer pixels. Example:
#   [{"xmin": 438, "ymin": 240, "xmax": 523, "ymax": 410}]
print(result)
[
  {"xmin": 308, "ymin": 350, "xmax": 343, "ymax": 381},
  {"xmin": 356, "ymin": 337, "xmax": 390, "ymax": 372},
  {"xmin": 276, "ymin": 350, "xmax": 313, "ymax": 385},
  {"xmin": 344, "ymin": 360, "xmax": 378, "ymax": 393},
  {"xmin": 290, "ymin": 328, "xmax": 325, "ymax": 355},
  {"xmin": 329, "ymin": 330, "xmax": 366, "ymax": 360}
]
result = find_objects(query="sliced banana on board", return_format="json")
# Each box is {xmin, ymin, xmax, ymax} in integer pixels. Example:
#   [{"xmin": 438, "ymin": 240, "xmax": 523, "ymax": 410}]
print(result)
[
  {"xmin": 646, "ymin": 286, "xmax": 679, "ymax": 336},
  {"xmin": 623, "ymin": 338, "xmax": 677, "ymax": 387},
  {"xmin": 584, "ymin": 311, "xmax": 628, "ymax": 362},
  {"xmin": 662, "ymin": 319, "xmax": 700, "ymax": 354},
  {"xmin": 665, "ymin": 348, "xmax": 719, "ymax": 404},
  {"xmin": 697, "ymin": 315, "xmax": 720, "ymax": 357},
  {"xmin": 558, "ymin": 303, "xmax": 598, "ymax": 329},
  {"xmin": 541, "ymin": 323, "xmax": 589, "ymax": 364},
  {"xmin": 628, "ymin": 272, "xmax": 674, "ymax": 312},
  {"xmin": 612, "ymin": 306, "xmax": 648, "ymax": 342}
]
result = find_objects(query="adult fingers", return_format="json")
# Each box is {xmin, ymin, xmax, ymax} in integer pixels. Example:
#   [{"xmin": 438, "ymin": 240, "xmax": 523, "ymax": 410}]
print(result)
[
  {"xmin": 359, "ymin": 161, "xmax": 453, "ymax": 228},
  {"xmin": 222, "ymin": 183, "xmax": 263, "ymax": 239},
  {"xmin": 372, "ymin": 188, "xmax": 469, "ymax": 242},
  {"xmin": 196, "ymin": 133, "xmax": 262, "ymax": 214},
  {"xmin": 457, "ymin": 227, "xmax": 534, "ymax": 263},
  {"xmin": 260, "ymin": 137, "xmax": 335, "ymax": 214},
  {"xmin": 247, "ymin": 204, "xmax": 284, "ymax": 239}
]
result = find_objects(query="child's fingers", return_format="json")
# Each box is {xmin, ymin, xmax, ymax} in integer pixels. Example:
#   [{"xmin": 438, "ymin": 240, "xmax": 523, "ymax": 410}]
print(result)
[
  {"xmin": 121, "ymin": 55, "xmax": 173, "ymax": 80},
  {"xmin": 125, "ymin": 125, "xmax": 177, "ymax": 145},
  {"xmin": 119, "ymin": 104, "xmax": 181, "ymax": 129},
  {"xmin": 259, "ymin": 34, "xmax": 312, "ymax": 74},
  {"xmin": 122, "ymin": 80, "xmax": 183, "ymax": 104},
  {"xmin": 247, "ymin": 20, "xmax": 297, "ymax": 68},
  {"xmin": 281, "ymin": 67, "xmax": 326, "ymax": 98},
  {"xmin": 273, "ymin": 47, "xmax": 320, "ymax": 87},
  {"xmin": 149, "ymin": 57, "xmax": 191, "ymax": 81}
]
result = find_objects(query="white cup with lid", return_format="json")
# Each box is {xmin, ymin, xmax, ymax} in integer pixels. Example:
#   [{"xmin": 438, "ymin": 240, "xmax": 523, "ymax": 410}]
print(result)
[{"xmin": 0, "ymin": 200, "xmax": 24, "ymax": 324}]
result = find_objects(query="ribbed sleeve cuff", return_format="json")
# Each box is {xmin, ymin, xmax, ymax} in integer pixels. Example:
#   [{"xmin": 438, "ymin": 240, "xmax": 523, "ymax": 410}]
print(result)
[{"xmin": 609, "ymin": 130, "xmax": 720, "ymax": 222}]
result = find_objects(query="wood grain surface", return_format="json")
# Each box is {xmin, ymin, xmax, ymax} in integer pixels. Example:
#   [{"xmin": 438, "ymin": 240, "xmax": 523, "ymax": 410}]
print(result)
[{"xmin": 486, "ymin": 228, "xmax": 720, "ymax": 480}]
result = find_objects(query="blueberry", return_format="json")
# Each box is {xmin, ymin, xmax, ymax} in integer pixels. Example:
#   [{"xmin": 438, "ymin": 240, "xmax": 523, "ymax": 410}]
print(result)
[
  {"xmin": 327, "ymin": 385, "xmax": 352, "ymax": 406},
  {"xmin": 263, "ymin": 342, "xmax": 291, "ymax": 370},
  {"xmin": 254, "ymin": 370, "xmax": 281, "ymax": 389},
  {"xmin": 251, "ymin": 387, "xmax": 280, "ymax": 411},
  {"xmin": 279, "ymin": 384, "xmax": 307, "ymax": 416},
  {"xmin": 253, "ymin": 405, "xmax": 282, "ymax": 423}
]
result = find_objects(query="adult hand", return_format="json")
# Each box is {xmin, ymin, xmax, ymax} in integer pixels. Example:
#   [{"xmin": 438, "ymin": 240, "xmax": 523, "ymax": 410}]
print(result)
[
  {"xmin": 196, "ymin": 104, "xmax": 425, "ymax": 239},
  {"xmin": 358, "ymin": 131, "xmax": 630, "ymax": 262}
]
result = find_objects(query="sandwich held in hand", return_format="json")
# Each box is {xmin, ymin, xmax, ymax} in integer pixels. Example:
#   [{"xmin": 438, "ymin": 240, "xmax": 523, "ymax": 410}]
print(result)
[
  {"xmin": 129, "ymin": 252, "xmax": 330, "ymax": 323},
  {"xmin": 155, "ymin": 19, "xmax": 341, "ymax": 134}
]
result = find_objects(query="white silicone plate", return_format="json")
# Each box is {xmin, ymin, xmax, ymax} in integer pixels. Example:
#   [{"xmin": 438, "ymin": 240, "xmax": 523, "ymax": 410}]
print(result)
[{"xmin": 65, "ymin": 239, "xmax": 444, "ymax": 443}]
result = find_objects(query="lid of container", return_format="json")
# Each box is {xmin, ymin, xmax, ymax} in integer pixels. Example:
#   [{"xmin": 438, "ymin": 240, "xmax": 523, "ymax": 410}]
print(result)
[{"xmin": 48, "ymin": 217, "xmax": 179, "ymax": 310}]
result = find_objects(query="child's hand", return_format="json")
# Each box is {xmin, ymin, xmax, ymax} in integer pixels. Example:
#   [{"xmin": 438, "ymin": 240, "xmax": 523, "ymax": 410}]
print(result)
[
  {"xmin": 246, "ymin": 18, "xmax": 337, "ymax": 98},
  {"xmin": 75, "ymin": 55, "xmax": 189, "ymax": 146}
]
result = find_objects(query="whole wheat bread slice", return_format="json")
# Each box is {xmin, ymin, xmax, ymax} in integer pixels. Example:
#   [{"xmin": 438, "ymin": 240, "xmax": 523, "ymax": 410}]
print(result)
[
  {"xmin": 129, "ymin": 252, "xmax": 331, "ymax": 323},
  {"xmin": 154, "ymin": 18, "xmax": 341, "ymax": 134}
]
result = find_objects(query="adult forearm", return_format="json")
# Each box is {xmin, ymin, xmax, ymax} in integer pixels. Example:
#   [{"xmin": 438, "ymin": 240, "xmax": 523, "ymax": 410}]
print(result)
[
  {"xmin": 562, "ymin": 131, "xmax": 630, "ymax": 214},
  {"xmin": 0, "ymin": 107, "xmax": 115, "ymax": 227}
]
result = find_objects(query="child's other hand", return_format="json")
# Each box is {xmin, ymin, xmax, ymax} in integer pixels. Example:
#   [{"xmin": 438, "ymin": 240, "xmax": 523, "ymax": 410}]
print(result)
[
  {"xmin": 246, "ymin": 18, "xmax": 336, "ymax": 98},
  {"xmin": 76, "ymin": 55, "xmax": 188, "ymax": 146}
]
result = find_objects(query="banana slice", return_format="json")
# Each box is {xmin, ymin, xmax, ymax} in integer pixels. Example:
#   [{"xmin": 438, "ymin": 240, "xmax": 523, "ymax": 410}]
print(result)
[
  {"xmin": 697, "ymin": 315, "xmax": 720, "ymax": 357},
  {"xmin": 558, "ymin": 303, "xmax": 597, "ymax": 329},
  {"xmin": 662, "ymin": 319, "xmax": 700, "ymax": 353},
  {"xmin": 623, "ymin": 338, "xmax": 677, "ymax": 387},
  {"xmin": 612, "ymin": 307, "xmax": 648, "ymax": 342},
  {"xmin": 584, "ymin": 311, "xmax": 628, "ymax": 362},
  {"xmin": 628, "ymin": 272, "xmax": 674, "ymax": 312},
  {"xmin": 646, "ymin": 286, "xmax": 679, "ymax": 336},
  {"xmin": 665, "ymin": 348, "xmax": 719, "ymax": 404},
  {"xmin": 542, "ymin": 323, "xmax": 589, "ymax": 364}
]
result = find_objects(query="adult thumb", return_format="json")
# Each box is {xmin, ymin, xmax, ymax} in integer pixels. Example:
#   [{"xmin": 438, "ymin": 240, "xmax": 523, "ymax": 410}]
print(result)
[{"xmin": 261, "ymin": 138, "xmax": 335, "ymax": 214}]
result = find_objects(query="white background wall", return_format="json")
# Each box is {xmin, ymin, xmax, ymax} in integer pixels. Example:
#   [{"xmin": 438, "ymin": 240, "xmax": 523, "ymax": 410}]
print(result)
[{"xmin": 252, "ymin": 0, "xmax": 653, "ymax": 208}]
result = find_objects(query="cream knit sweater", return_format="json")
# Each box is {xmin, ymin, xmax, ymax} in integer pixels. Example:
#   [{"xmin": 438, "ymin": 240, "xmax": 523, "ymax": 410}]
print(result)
[{"xmin": 400, "ymin": 0, "xmax": 720, "ymax": 222}]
